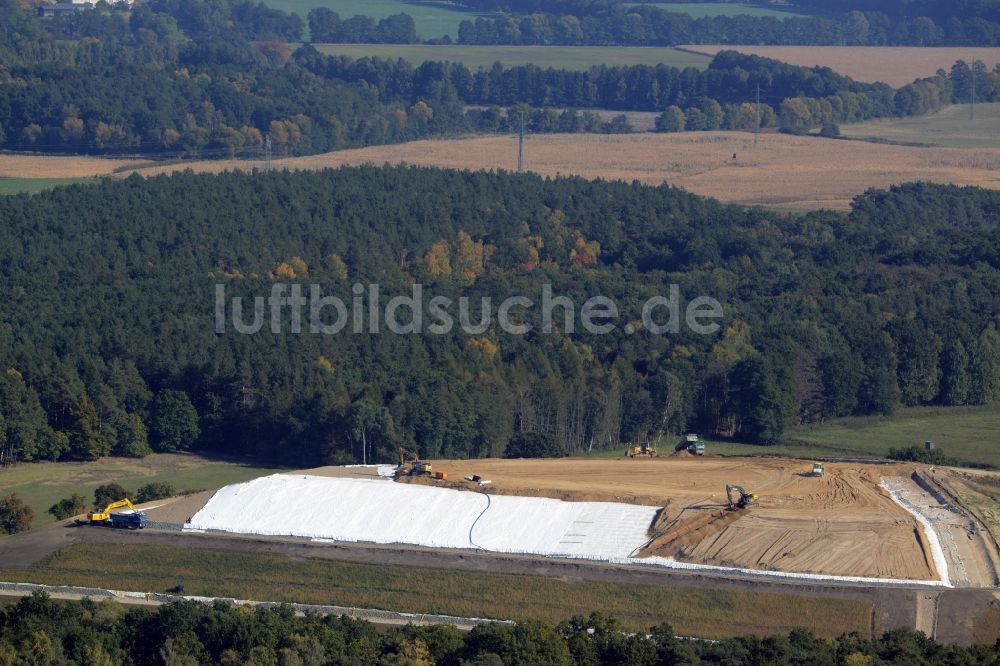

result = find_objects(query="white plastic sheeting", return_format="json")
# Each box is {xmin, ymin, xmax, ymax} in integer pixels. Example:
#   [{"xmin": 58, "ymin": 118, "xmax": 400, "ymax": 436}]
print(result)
[{"xmin": 188, "ymin": 474, "xmax": 657, "ymax": 560}]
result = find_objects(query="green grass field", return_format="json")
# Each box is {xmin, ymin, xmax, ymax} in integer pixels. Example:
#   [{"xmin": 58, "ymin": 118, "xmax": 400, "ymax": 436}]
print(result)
[
  {"xmin": 585, "ymin": 406, "xmax": 1000, "ymax": 467},
  {"xmin": 264, "ymin": 0, "xmax": 491, "ymax": 40},
  {"xmin": 0, "ymin": 542, "xmax": 874, "ymax": 638},
  {"xmin": 0, "ymin": 178, "xmax": 93, "ymax": 195},
  {"xmin": 313, "ymin": 44, "xmax": 711, "ymax": 69},
  {"xmin": 841, "ymin": 103, "xmax": 1000, "ymax": 149},
  {"xmin": 0, "ymin": 454, "xmax": 289, "ymax": 528},
  {"xmin": 625, "ymin": 2, "xmax": 806, "ymax": 18}
]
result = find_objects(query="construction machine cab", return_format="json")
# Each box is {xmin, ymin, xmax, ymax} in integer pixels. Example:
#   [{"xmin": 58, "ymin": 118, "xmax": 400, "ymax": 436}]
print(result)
[
  {"xmin": 397, "ymin": 447, "xmax": 433, "ymax": 476},
  {"xmin": 725, "ymin": 485, "xmax": 758, "ymax": 510}
]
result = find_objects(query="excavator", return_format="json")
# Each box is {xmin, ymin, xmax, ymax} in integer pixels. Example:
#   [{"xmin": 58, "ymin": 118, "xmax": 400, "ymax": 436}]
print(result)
[
  {"xmin": 397, "ymin": 447, "xmax": 434, "ymax": 477},
  {"xmin": 725, "ymin": 485, "xmax": 758, "ymax": 511},
  {"xmin": 89, "ymin": 499, "xmax": 148, "ymax": 529}
]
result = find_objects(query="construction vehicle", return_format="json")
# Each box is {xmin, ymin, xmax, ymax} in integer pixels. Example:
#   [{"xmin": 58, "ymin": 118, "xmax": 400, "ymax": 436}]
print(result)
[
  {"xmin": 675, "ymin": 434, "xmax": 706, "ymax": 456},
  {"xmin": 811, "ymin": 462, "xmax": 824, "ymax": 477},
  {"xmin": 626, "ymin": 441, "xmax": 658, "ymax": 458},
  {"xmin": 725, "ymin": 485, "xmax": 758, "ymax": 511},
  {"xmin": 397, "ymin": 447, "xmax": 434, "ymax": 477},
  {"xmin": 89, "ymin": 499, "xmax": 148, "ymax": 530}
]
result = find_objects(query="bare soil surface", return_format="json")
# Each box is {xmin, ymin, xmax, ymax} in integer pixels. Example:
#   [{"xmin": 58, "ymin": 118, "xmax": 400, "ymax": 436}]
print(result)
[{"xmin": 418, "ymin": 456, "xmax": 935, "ymax": 580}]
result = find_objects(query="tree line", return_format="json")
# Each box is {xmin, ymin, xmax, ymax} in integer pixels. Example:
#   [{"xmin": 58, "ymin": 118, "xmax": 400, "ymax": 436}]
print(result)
[
  {"xmin": 450, "ymin": 0, "xmax": 1000, "ymax": 46},
  {"xmin": 0, "ymin": 169, "xmax": 997, "ymax": 468},
  {"xmin": 3, "ymin": 593, "xmax": 1000, "ymax": 665},
  {"xmin": 6, "ymin": 0, "xmax": 998, "ymax": 157},
  {"xmin": 301, "ymin": 48, "xmax": 1000, "ymax": 135}
]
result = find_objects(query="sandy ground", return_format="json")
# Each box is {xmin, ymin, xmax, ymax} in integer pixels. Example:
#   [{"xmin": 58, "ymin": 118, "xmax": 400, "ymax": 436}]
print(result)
[
  {"xmin": 681, "ymin": 46, "xmax": 1000, "ymax": 87},
  {"xmin": 142, "ymin": 491, "xmax": 217, "ymax": 525},
  {"xmin": 9, "ymin": 133, "xmax": 1000, "ymax": 210}
]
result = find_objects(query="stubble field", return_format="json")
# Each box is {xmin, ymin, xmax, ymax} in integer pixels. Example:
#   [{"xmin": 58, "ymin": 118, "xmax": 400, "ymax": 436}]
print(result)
[{"xmin": 680, "ymin": 46, "xmax": 1000, "ymax": 86}]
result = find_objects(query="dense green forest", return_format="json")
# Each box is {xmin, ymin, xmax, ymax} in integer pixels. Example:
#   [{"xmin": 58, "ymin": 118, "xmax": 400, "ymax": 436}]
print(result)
[
  {"xmin": 0, "ymin": 168, "xmax": 997, "ymax": 466},
  {"xmin": 2, "ymin": 593, "xmax": 999, "ymax": 665},
  {"xmin": 4, "ymin": 0, "xmax": 997, "ymax": 156}
]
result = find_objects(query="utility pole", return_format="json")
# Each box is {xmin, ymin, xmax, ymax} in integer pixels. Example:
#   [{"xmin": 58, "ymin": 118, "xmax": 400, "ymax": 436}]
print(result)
[
  {"xmin": 264, "ymin": 133, "xmax": 272, "ymax": 171},
  {"xmin": 970, "ymin": 58, "xmax": 977, "ymax": 121},
  {"xmin": 520, "ymin": 111, "xmax": 526, "ymax": 171},
  {"xmin": 754, "ymin": 83, "xmax": 761, "ymax": 145}
]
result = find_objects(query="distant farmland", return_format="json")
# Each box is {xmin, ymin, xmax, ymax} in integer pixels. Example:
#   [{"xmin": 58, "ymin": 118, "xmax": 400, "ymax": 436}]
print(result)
[
  {"xmin": 681, "ymin": 46, "xmax": 1000, "ymax": 86},
  {"xmin": 626, "ymin": 2, "xmax": 806, "ymax": 18},
  {"xmin": 262, "ymin": 0, "xmax": 490, "ymax": 40},
  {"xmin": 0, "ymin": 177, "xmax": 93, "ymax": 195},
  {"xmin": 136, "ymin": 132, "xmax": 1000, "ymax": 211},
  {"xmin": 314, "ymin": 44, "xmax": 711, "ymax": 70},
  {"xmin": 841, "ymin": 103, "xmax": 1000, "ymax": 149},
  {"xmin": 9, "ymin": 131, "xmax": 1000, "ymax": 210}
]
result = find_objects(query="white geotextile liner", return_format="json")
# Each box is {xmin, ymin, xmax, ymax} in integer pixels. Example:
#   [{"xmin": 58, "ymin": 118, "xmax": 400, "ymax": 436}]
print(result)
[{"xmin": 188, "ymin": 474, "xmax": 658, "ymax": 560}]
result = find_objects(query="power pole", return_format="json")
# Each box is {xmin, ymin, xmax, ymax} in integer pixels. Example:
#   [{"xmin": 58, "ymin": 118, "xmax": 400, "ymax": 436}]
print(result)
[
  {"xmin": 517, "ymin": 110, "xmax": 525, "ymax": 173},
  {"xmin": 970, "ymin": 58, "xmax": 977, "ymax": 121},
  {"xmin": 754, "ymin": 83, "xmax": 761, "ymax": 145},
  {"xmin": 264, "ymin": 133, "xmax": 272, "ymax": 171}
]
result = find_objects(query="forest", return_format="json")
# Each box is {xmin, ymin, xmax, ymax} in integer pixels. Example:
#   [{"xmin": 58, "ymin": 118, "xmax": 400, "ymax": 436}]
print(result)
[
  {"xmin": 4, "ymin": 0, "xmax": 998, "ymax": 157},
  {"xmin": 3, "ymin": 593, "xmax": 997, "ymax": 665},
  {"xmin": 0, "ymin": 168, "xmax": 997, "ymax": 467}
]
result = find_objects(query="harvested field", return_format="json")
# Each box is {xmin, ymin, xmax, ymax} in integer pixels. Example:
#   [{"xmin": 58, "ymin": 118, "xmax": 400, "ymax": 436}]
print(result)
[
  {"xmin": 680, "ymin": 46, "xmax": 1000, "ymax": 87},
  {"xmin": 0, "ymin": 154, "xmax": 151, "ymax": 179},
  {"xmin": 12, "ymin": 133, "xmax": 1000, "ymax": 210},
  {"xmin": 132, "ymin": 133, "xmax": 1000, "ymax": 210}
]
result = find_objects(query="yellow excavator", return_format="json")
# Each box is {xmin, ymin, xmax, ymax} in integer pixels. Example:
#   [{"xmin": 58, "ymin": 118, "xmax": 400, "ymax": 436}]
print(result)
[
  {"xmin": 397, "ymin": 447, "xmax": 434, "ymax": 477},
  {"xmin": 89, "ymin": 499, "xmax": 148, "ymax": 529},
  {"xmin": 725, "ymin": 485, "xmax": 758, "ymax": 511}
]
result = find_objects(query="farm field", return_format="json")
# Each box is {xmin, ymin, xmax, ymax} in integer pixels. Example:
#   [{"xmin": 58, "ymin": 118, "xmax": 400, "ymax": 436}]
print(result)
[
  {"xmin": 789, "ymin": 406, "xmax": 1000, "ymax": 468},
  {"xmin": 0, "ymin": 454, "xmax": 289, "ymax": 529},
  {"xmin": 626, "ymin": 2, "xmax": 806, "ymax": 18},
  {"xmin": 313, "ymin": 44, "xmax": 711, "ymax": 69},
  {"xmin": 7, "ymin": 132, "xmax": 1000, "ymax": 210},
  {"xmin": 125, "ymin": 132, "xmax": 1000, "ymax": 210},
  {"xmin": 0, "ymin": 177, "xmax": 93, "ymax": 195},
  {"xmin": 841, "ymin": 103, "xmax": 1000, "ymax": 149},
  {"xmin": 583, "ymin": 406, "xmax": 1000, "ymax": 466},
  {"xmin": 0, "ymin": 542, "xmax": 875, "ymax": 637},
  {"xmin": 680, "ymin": 46, "xmax": 1000, "ymax": 86},
  {"xmin": 263, "ymin": 0, "xmax": 489, "ymax": 40}
]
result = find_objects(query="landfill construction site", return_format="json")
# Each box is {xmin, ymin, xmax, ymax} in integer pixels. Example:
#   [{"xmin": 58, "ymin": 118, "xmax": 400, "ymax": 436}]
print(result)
[{"xmin": 140, "ymin": 451, "xmax": 1000, "ymax": 590}]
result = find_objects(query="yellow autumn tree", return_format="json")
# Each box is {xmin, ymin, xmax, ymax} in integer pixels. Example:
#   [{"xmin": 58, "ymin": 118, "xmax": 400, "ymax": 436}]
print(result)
[
  {"xmin": 326, "ymin": 253, "xmax": 348, "ymax": 281},
  {"xmin": 454, "ymin": 230, "xmax": 487, "ymax": 281},
  {"xmin": 424, "ymin": 240, "xmax": 452, "ymax": 277},
  {"xmin": 288, "ymin": 256, "xmax": 309, "ymax": 279}
]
